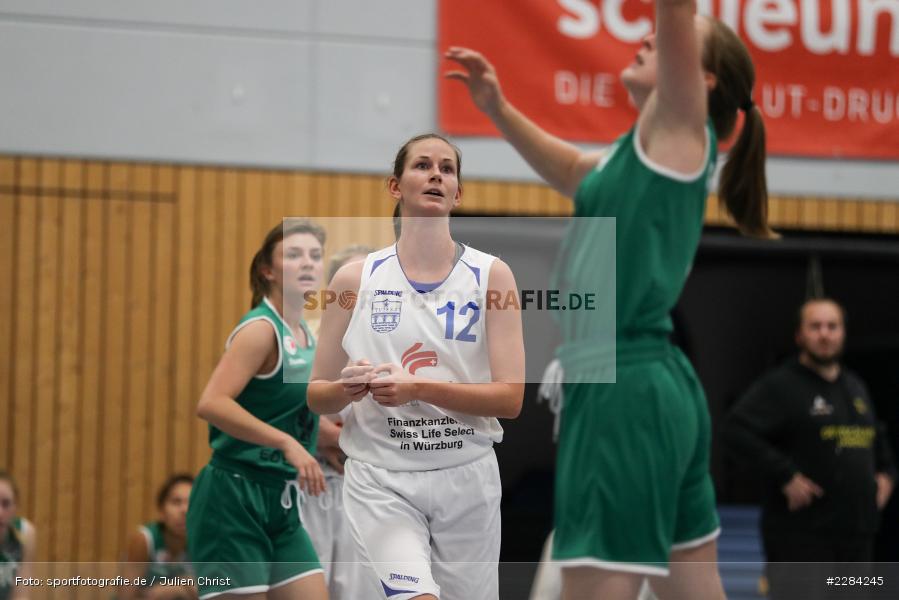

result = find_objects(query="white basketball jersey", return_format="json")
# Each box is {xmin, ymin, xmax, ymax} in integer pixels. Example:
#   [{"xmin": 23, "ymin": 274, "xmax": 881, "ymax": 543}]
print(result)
[{"xmin": 340, "ymin": 243, "xmax": 504, "ymax": 470}]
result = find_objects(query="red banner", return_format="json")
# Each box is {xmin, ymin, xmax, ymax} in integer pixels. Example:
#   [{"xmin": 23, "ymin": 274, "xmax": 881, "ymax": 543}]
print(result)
[{"xmin": 438, "ymin": 1, "xmax": 899, "ymax": 159}]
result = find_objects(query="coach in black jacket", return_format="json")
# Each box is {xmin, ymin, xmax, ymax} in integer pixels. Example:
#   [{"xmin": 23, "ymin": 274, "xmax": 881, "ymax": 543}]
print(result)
[{"xmin": 724, "ymin": 298, "xmax": 895, "ymax": 600}]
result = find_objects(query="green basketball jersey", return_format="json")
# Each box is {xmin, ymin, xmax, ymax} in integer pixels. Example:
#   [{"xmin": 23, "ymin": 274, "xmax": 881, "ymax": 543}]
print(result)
[
  {"xmin": 138, "ymin": 521, "xmax": 192, "ymax": 581},
  {"xmin": 0, "ymin": 518, "xmax": 25, "ymax": 600},
  {"xmin": 554, "ymin": 121, "xmax": 717, "ymax": 354},
  {"xmin": 209, "ymin": 297, "xmax": 319, "ymax": 478}
]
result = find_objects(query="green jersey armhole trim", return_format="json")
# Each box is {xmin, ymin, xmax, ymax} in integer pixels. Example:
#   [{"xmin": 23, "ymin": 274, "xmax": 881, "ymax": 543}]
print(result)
[
  {"xmin": 632, "ymin": 120, "xmax": 711, "ymax": 183},
  {"xmin": 225, "ymin": 316, "xmax": 282, "ymax": 380},
  {"xmin": 138, "ymin": 524, "xmax": 155, "ymax": 558}
]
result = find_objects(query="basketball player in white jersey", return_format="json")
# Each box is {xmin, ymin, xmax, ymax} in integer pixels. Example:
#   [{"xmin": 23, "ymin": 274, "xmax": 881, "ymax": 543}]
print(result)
[{"xmin": 308, "ymin": 133, "xmax": 525, "ymax": 600}]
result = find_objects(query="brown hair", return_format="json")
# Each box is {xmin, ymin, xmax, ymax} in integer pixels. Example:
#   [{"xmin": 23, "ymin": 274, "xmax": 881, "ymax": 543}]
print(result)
[
  {"xmin": 390, "ymin": 133, "xmax": 463, "ymax": 231},
  {"xmin": 156, "ymin": 473, "xmax": 194, "ymax": 509},
  {"xmin": 702, "ymin": 18, "xmax": 775, "ymax": 239},
  {"xmin": 328, "ymin": 244, "xmax": 374, "ymax": 282},
  {"xmin": 249, "ymin": 219, "xmax": 326, "ymax": 308}
]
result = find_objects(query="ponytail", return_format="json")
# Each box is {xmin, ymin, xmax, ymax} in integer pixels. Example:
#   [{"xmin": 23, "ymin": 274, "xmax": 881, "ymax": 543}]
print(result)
[
  {"xmin": 718, "ymin": 106, "xmax": 775, "ymax": 238},
  {"xmin": 249, "ymin": 249, "xmax": 269, "ymax": 309},
  {"xmin": 703, "ymin": 17, "xmax": 776, "ymax": 239}
]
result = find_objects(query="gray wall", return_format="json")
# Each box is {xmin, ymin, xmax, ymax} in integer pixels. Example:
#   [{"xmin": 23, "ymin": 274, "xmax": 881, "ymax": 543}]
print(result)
[{"xmin": 1, "ymin": 0, "xmax": 896, "ymax": 199}]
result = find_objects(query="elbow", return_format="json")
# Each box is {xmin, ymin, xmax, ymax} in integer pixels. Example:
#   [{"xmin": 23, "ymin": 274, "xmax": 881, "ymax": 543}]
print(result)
[
  {"xmin": 196, "ymin": 396, "xmax": 212, "ymax": 421},
  {"xmin": 505, "ymin": 401, "xmax": 523, "ymax": 419},
  {"xmin": 502, "ymin": 385, "xmax": 525, "ymax": 419}
]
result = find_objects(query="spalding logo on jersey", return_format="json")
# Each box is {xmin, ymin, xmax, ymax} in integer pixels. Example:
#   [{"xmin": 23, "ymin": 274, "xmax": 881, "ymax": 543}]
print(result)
[
  {"xmin": 283, "ymin": 335, "xmax": 298, "ymax": 356},
  {"xmin": 371, "ymin": 294, "xmax": 402, "ymax": 333},
  {"xmin": 401, "ymin": 342, "xmax": 438, "ymax": 375}
]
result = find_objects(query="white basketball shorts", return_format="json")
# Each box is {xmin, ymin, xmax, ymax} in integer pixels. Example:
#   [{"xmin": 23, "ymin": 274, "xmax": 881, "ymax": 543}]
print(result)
[{"xmin": 343, "ymin": 450, "xmax": 502, "ymax": 600}]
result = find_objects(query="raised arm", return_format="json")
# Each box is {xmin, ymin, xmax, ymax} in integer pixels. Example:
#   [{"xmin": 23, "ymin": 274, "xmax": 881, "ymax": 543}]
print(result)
[
  {"xmin": 654, "ymin": 0, "xmax": 707, "ymax": 130},
  {"xmin": 308, "ymin": 261, "xmax": 373, "ymax": 415},
  {"xmin": 445, "ymin": 47, "xmax": 601, "ymax": 198},
  {"xmin": 638, "ymin": 1, "xmax": 708, "ymax": 174}
]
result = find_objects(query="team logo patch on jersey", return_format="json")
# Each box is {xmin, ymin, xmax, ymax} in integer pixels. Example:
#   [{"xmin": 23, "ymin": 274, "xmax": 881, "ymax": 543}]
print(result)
[
  {"xmin": 371, "ymin": 296, "xmax": 402, "ymax": 333},
  {"xmin": 810, "ymin": 395, "xmax": 834, "ymax": 416},
  {"xmin": 854, "ymin": 397, "xmax": 868, "ymax": 414},
  {"xmin": 402, "ymin": 342, "xmax": 438, "ymax": 375},
  {"xmin": 283, "ymin": 335, "xmax": 298, "ymax": 356}
]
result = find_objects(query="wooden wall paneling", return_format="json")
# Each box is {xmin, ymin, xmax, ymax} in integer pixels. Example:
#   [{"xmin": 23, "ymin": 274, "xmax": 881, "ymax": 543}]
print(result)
[
  {"xmin": 171, "ymin": 167, "xmax": 196, "ymax": 475},
  {"xmin": 284, "ymin": 171, "xmax": 312, "ymax": 220},
  {"xmin": 522, "ymin": 181, "xmax": 542, "ymax": 215},
  {"xmin": 265, "ymin": 170, "xmax": 288, "ymax": 229},
  {"xmin": 0, "ymin": 158, "xmax": 15, "ymax": 469},
  {"xmin": 353, "ymin": 176, "xmax": 387, "ymax": 252},
  {"xmin": 488, "ymin": 180, "xmax": 507, "ymax": 213},
  {"xmin": 359, "ymin": 173, "xmax": 373, "ymax": 214},
  {"xmin": 882, "ymin": 202, "xmax": 898, "ymax": 234},
  {"xmin": 149, "ymin": 166, "xmax": 176, "ymax": 491},
  {"xmin": 373, "ymin": 173, "xmax": 390, "ymax": 211},
  {"xmin": 193, "ymin": 168, "xmax": 219, "ymax": 471},
  {"xmin": 11, "ymin": 159, "xmax": 38, "ymax": 528},
  {"xmin": 343, "ymin": 175, "xmax": 364, "ymax": 236},
  {"xmin": 230, "ymin": 170, "xmax": 249, "ymax": 316},
  {"xmin": 346, "ymin": 175, "xmax": 369, "ymax": 245},
  {"xmin": 331, "ymin": 172, "xmax": 353, "ymax": 217},
  {"xmin": 464, "ymin": 181, "xmax": 487, "ymax": 213},
  {"xmin": 220, "ymin": 170, "xmax": 242, "ymax": 347},
  {"xmin": 781, "ymin": 198, "xmax": 801, "ymax": 228},
  {"xmin": 821, "ymin": 199, "xmax": 840, "ymax": 230},
  {"xmin": 541, "ymin": 185, "xmax": 564, "ymax": 215},
  {"xmin": 703, "ymin": 194, "xmax": 719, "ymax": 224},
  {"xmin": 800, "ymin": 195, "xmax": 822, "ymax": 229},
  {"xmin": 242, "ymin": 170, "xmax": 267, "ymax": 295},
  {"xmin": 33, "ymin": 160, "xmax": 62, "ymax": 561},
  {"xmin": 77, "ymin": 162, "xmax": 105, "ymax": 562},
  {"xmin": 123, "ymin": 164, "xmax": 152, "ymax": 529},
  {"xmin": 840, "ymin": 199, "xmax": 860, "ymax": 231},
  {"xmin": 767, "ymin": 196, "xmax": 784, "ymax": 226},
  {"xmin": 859, "ymin": 201, "xmax": 880, "ymax": 232},
  {"xmin": 510, "ymin": 182, "xmax": 534, "ymax": 216},
  {"xmin": 55, "ymin": 160, "xmax": 83, "ymax": 561},
  {"xmin": 100, "ymin": 163, "xmax": 129, "ymax": 561}
]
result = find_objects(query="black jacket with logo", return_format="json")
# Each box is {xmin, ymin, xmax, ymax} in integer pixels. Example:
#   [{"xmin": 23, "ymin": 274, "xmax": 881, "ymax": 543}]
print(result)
[{"xmin": 724, "ymin": 358, "xmax": 896, "ymax": 534}]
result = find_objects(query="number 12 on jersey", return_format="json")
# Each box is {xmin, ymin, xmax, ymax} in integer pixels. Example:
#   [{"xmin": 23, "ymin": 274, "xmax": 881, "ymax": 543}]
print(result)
[{"xmin": 436, "ymin": 301, "xmax": 480, "ymax": 342}]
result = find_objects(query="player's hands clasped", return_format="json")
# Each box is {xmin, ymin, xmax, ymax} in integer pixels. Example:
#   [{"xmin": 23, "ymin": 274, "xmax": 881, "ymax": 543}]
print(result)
[
  {"xmin": 340, "ymin": 359, "xmax": 375, "ymax": 402},
  {"xmin": 283, "ymin": 439, "xmax": 326, "ymax": 496},
  {"xmin": 444, "ymin": 47, "xmax": 505, "ymax": 117},
  {"xmin": 369, "ymin": 363, "xmax": 420, "ymax": 407}
]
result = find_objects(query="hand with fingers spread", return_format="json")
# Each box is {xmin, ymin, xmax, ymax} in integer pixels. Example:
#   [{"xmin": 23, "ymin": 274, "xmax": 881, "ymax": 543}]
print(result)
[
  {"xmin": 369, "ymin": 363, "xmax": 423, "ymax": 407},
  {"xmin": 341, "ymin": 359, "xmax": 375, "ymax": 402},
  {"xmin": 444, "ymin": 46, "xmax": 505, "ymax": 117},
  {"xmin": 282, "ymin": 438, "xmax": 327, "ymax": 496},
  {"xmin": 782, "ymin": 472, "xmax": 824, "ymax": 511}
]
